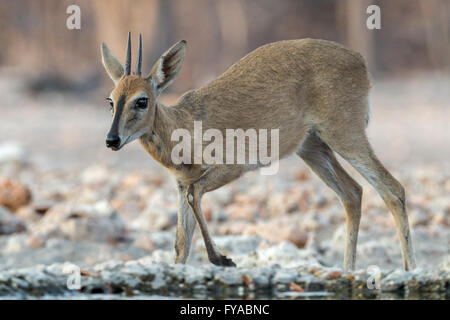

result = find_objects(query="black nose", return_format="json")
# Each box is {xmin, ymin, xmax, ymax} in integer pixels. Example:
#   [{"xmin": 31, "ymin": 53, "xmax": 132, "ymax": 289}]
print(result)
[{"xmin": 106, "ymin": 135, "xmax": 121, "ymax": 148}]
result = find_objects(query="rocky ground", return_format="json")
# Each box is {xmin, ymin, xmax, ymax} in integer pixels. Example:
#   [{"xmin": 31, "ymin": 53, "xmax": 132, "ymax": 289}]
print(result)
[
  {"xmin": 0, "ymin": 72, "xmax": 448, "ymax": 299},
  {"xmin": 0, "ymin": 147, "xmax": 448, "ymax": 299}
]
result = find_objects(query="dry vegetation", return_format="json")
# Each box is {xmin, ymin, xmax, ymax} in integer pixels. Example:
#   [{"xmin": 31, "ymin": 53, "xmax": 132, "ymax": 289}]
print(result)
[{"xmin": 0, "ymin": 0, "xmax": 448, "ymax": 92}]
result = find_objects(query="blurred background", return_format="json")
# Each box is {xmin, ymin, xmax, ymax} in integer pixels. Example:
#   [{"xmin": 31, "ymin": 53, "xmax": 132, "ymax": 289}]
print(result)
[
  {"xmin": 0, "ymin": 0, "xmax": 448, "ymax": 294},
  {"xmin": 1, "ymin": 0, "xmax": 449, "ymax": 91}
]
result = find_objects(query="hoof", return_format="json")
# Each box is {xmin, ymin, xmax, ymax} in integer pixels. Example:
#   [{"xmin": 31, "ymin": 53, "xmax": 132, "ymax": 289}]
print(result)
[{"xmin": 210, "ymin": 255, "xmax": 236, "ymax": 267}]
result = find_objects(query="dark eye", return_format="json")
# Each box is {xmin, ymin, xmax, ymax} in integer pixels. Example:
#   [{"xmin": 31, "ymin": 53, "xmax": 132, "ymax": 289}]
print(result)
[
  {"xmin": 106, "ymin": 98, "xmax": 114, "ymax": 107},
  {"xmin": 135, "ymin": 98, "xmax": 148, "ymax": 109}
]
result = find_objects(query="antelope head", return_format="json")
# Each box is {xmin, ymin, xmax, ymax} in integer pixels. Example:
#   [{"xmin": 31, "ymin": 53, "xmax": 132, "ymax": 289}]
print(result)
[{"xmin": 101, "ymin": 32, "xmax": 186, "ymax": 150}]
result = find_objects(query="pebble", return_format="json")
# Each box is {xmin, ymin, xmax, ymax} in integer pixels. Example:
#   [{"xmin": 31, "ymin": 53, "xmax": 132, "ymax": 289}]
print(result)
[
  {"xmin": 0, "ymin": 179, "xmax": 31, "ymax": 211},
  {"xmin": 0, "ymin": 143, "xmax": 27, "ymax": 166},
  {"xmin": 0, "ymin": 206, "xmax": 27, "ymax": 235}
]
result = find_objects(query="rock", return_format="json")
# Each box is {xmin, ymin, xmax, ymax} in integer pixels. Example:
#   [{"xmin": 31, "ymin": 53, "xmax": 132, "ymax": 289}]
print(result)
[
  {"xmin": 122, "ymin": 260, "xmax": 148, "ymax": 276},
  {"xmin": 289, "ymin": 282, "xmax": 305, "ymax": 292},
  {"xmin": 0, "ymin": 142, "xmax": 27, "ymax": 165},
  {"xmin": 356, "ymin": 239, "xmax": 393, "ymax": 267},
  {"xmin": 80, "ymin": 165, "xmax": 113, "ymax": 185},
  {"xmin": 27, "ymin": 234, "xmax": 46, "ymax": 249},
  {"xmin": 130, "ymin": 191, "xmax": 177, "ymax": 232},
  {"xmin": 15, "ymin": 200, "xmax": 54, "ymax": 223},
  {"xmin": 31, "ymin": 202, "xmax": 126, "ymax": 242},
  {"xmin": 432, "ymin": 211, "xmax": 449, "ymax": 226},
  {"xmin": 93, "ymin": 260, "xmax": 124, "ymax": 273},
  {"xmin": 439, "ymin": 256, "xmax": 450, "ymax": 270},
  {"xmin": 238, "ymin": 241, "xmax": 320, "ymax": 268},
  {"xmin": 273, "ymin": 269, "xmax": 298, "ymax": 284},
  {"xmin": 295, "ymin": 169, "xmax": 310, "ymax": 182},
  {"xmin": 296, "ymin": 273, "xmax": 326, "ymax": 292},
  {"xmin": 381, "ymin": 269, "xmax": 413, "ymax": 292},
  {"xmin": 15, "ymin": 205, "xmax": 44, "ymax": 222},
  {"xmin": 214, "ymin": 269, "xmax": 244, "ymax": 286},
  {"xmin": 148, "ymin": 250, "xmax": 175, "ymax": 264},
  {"xmin": 121, "ymin": 172, "xmax": 163, "ymax": 189},
  {"xmin": 237, "ymin": 217, "xmax": 309, "ymax": 248},
  {"xmin": 0, "ymin": 258, "xmax": 448, "ymax": 298},
  {"xmin": 267, "ymin": 193, "xmax": 297, "ymax": 215},
  {"xmin": 130, "ymin": 205, "xmax": 177, "ymax": 232},
  {"xmin": 0, "ymin": 179, "xmax": 32, "ymax": 211},
  {"xmin": 2, "ymin": 233, "xmax": 29, "ymax": 253},
  {"xmin": 212, "ymin": 235, "xmax": 262, "ymax": 255},
  {"xmin": 349, "ymin": 270, "xmax": 372, "ymax": 292},
  {"xmin": 132, "ymin": 231, "xmax": 174, "ymax": 252},
  {"xmin": 325, "ymin": 270, "xmax": 342, "ymax": 280},
  {"xmin": 410, "ymin": 209, "xmax": 429, "ymax": 226},
  {"xmin": 0, "ymin": 206, "xmax": 26, "ymax": 235},
  {"xmin": 286, "ymin": 227, "xmax": 309, "ymax": 248},
  {"xmin": 302, "ymin": 212, "xmax": 328, "ymax": 231},
  {"xmin": 183, "ymin": 265, "xmax": 211, "ymax": 285},
  {"xmin": 203, "ymin": 206, "xmax": 213, "ymax": 222},
  {"xmin": 139, "ymin": 262, "xmax": 167, "ymax": 290},
  {"xmin": 407, "ymin": 270, "xmax": 447, "ymax": 293},
  {"xmin": 206, "ymin": 186, "xmax": 234, "ymax": 207},
  {"xmin": 32, "ymin": 200, "xmax": 54, "ymax": 215},
  {"xmin": 225, "ymin": 202, "xmax": 259, "ymax": 220},
  {"xmin": 248, "ymin": 267, "xmax": 274, "ymax": 289},
  {"xmin": 45, "ymin": 263, "xmax": 67, "ymax": 276}
]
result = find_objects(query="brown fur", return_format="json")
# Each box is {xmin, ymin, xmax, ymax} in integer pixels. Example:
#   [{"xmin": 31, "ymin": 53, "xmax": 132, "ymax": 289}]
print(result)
[{"xmin": 101, "ymin": 38, "xmax": 416, "ymax": 270}]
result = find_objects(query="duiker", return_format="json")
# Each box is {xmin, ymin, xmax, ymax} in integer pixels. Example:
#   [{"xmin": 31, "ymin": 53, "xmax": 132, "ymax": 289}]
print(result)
[{"xmin": 101, "ymin": 33, "xmax": 416, "ymax": 271}]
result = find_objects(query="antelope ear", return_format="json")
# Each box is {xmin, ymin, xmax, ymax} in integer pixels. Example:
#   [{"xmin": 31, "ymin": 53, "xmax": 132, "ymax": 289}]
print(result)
[
  {"xmin": 147, "ymin": 40, "xmax": 186, "ymax": 95},
  {"xmin": 101, "ymin": 43, "xmax": 124, "ymax": 83}
]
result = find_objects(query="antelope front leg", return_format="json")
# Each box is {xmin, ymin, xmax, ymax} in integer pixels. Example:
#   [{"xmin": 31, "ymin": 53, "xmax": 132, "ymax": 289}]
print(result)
[
  {"xmin": 186, "ymin": 183, "xmax": 235, "ymax": 267},
  {"xmin": 185, "ymin": 166, "xmax": 244, "ymax": 267},
  {"xmin": 174, "ymin": 181, "xmax": 197, "ymax": 264}
]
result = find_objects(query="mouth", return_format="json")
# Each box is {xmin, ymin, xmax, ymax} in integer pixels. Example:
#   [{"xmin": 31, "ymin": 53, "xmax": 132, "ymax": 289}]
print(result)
[
  {"xmin": 106, "ymin": 129, "xmax": 147, "ymax": 151},
  {"xmin": 107, "ymin": 135, "xmax": 131, "ymax": 151}
]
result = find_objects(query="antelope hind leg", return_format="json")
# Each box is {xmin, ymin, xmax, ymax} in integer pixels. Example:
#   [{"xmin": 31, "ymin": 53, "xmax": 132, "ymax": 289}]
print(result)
[
  {"xmin": 319, "ymin": 127, "xmax": 417, "ymax": 270},
  {"xmin": 297, "ymin": 131, "xmax": 362, "ymax": 271}
]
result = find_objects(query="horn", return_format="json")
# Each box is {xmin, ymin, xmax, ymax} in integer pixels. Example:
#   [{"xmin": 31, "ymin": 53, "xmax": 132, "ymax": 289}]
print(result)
[
  {"xmin": 135, "ymin": 33, "xmax": 142, "ymax": 75},
  {"xmin": 125, "ymin": 32, "xmax": 131, "ymax": 75}
]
